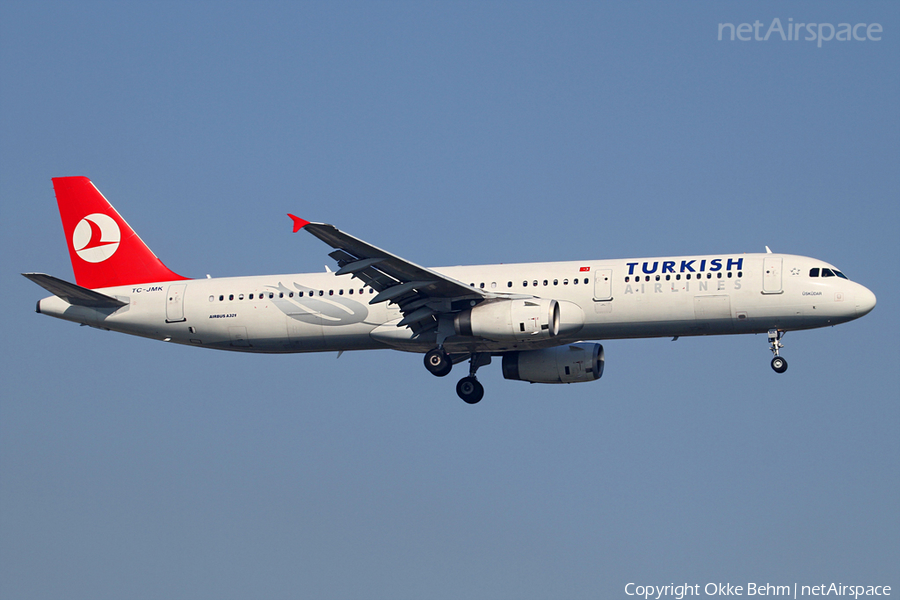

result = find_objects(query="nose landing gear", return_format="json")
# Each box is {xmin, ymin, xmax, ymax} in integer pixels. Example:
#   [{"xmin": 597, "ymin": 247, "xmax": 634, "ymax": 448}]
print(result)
[{"xmin": 768, "ymin": 329, "xmax": 788, "ymax": 373}]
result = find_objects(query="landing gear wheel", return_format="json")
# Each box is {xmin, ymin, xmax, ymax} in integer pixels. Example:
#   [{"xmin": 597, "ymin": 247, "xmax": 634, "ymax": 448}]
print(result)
[
  {"xmin": 424, "ymin": 348, "xmax": 452, "ymax": 377},
  {"xmin": 771, "ymin": 356, "xmax": 788, "ymax": 374},
  {"xmin": 456, "ymin": 376, "xmax": 484, "ymax": 404}
]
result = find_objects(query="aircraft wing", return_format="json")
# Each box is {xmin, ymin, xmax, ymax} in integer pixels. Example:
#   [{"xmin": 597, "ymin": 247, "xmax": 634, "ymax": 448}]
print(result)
[
  {"xmin": 289, "ymin": 215, "xmax": 491, "ymax": 333},
  {"xmin": 22, "ymin": 273, "xmax": 128, "ymax": 308}
]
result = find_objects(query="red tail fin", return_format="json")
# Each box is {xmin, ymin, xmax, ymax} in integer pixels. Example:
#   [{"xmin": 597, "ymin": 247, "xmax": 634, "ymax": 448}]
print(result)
[{"xmin": 52, "ymin": 177, "xmax": 188, "ymax": 289}]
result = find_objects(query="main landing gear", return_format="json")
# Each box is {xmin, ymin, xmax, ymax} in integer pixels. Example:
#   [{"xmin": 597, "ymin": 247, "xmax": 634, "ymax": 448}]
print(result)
[
  {"xmin": 768, "ymin": 329, "xmax": 788, "ymax": 373},
  {"xmin": 456, "ymin": 377, "xmax": 484, "ymax": 405},
  {"xmin": 456, "ymin": 353, "xmax": 491, "ymax": 404},
  {"xmin": 424, "ymin": 347, "xmax": 452, "ymax": 377},
  {"xmin": 424, "ymin": 348, "xmax": 490, "ymax": 404}
]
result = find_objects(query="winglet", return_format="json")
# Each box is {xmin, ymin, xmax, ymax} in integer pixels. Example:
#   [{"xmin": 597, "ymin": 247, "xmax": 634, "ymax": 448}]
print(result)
[{"xmin": 288, "ymin": 214, "xmax": 310, "ymax": 233}]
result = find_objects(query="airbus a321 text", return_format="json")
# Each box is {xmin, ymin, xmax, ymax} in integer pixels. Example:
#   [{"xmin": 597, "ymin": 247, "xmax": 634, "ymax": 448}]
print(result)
[{"xmin": 25, "ymin": 177, "xmax": 877, "ymax": 403}]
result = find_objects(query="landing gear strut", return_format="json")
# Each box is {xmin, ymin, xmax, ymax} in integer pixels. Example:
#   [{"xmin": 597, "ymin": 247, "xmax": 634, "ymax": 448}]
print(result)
[
  {"xmin": 768, "ymin": 329, "xmax": 788, "ymax": 373},
  {"xmin": 456, "ymin": 353, "xmax": 491, "ymax": 404},
  {"xmin": 424, "ymin": 347, "xmax": 452, "ymax": 377}
]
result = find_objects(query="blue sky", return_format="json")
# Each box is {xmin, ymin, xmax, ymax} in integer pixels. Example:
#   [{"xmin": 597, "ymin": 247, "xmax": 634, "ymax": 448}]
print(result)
[{"xmin": 1, "ymin": 2, "xmax": 898, "ymax": 598}]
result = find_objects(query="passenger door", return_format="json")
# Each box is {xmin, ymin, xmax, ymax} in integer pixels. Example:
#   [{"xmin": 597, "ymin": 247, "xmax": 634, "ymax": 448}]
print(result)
[
  {"xmin": 166, "ymin": 284, "xmax": 187, "ymax": 323},
  {"xmin": 762, "ymin": 257, "xmax": 783, "ymax": 294}
]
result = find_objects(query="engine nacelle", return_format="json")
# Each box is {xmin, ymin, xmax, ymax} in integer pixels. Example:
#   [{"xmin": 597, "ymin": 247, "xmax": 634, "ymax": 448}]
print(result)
[
  {"xmin": 454, "ymin": 298, "xmax": 585, "ymax": 342},
  {"xmin": 502, "ymin": 343, "xmax": 605, "ymax": 384},
  {"xmin": 455, "ymin": 298, "xmax": 560, "ymax": 342}
]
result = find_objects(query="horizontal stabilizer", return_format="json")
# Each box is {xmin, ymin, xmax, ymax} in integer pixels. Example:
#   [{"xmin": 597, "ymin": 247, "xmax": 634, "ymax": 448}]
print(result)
[{"xmin": 22, "ymin": 273, "xmax": 128, "ymax": 308}]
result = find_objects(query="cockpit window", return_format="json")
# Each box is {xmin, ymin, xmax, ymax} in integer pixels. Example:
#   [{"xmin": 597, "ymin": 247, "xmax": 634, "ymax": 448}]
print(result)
[{"xmin": 810, "ymin": 266, "xmax": 849, "ymax": 280}]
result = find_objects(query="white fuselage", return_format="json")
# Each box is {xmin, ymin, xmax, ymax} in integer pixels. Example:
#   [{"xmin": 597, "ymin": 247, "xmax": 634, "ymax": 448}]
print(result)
[{"xmin": 36, "ymin": 253, "xmax": 876, "ymax": 355}]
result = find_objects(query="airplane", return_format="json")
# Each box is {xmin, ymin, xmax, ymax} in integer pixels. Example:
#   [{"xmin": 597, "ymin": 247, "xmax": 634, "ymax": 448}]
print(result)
[{"xmin": 24, "ymin": 176, "xmax": 877, "ymax": 404}]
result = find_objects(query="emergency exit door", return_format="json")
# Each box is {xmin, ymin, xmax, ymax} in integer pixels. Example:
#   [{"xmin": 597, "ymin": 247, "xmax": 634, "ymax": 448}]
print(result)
[{"xmin": 593, "ymin": 269, "xmax": 613, "ymax": 301}]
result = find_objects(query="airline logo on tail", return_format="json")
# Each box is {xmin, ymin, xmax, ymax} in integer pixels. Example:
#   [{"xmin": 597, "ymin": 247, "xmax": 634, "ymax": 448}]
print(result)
[
  {"xmin": 72, "ymin": 213, "xmax": 120, "ymax": 263},
  {"xmin": 52, "ymin": 176, "xmax": 189, "ymax": 289}
]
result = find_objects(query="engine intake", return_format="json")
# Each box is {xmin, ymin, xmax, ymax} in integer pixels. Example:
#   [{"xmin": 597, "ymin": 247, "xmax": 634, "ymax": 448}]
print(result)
[{"xmin": 502, "ymin": 343, "xmax": 605, "ymax": 384}]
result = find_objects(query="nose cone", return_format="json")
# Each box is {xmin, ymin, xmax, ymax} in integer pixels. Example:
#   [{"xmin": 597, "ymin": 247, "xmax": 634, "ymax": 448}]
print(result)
[{"xmin": 855, "ymin": 286, "xmax": 877, "ymax": 317}]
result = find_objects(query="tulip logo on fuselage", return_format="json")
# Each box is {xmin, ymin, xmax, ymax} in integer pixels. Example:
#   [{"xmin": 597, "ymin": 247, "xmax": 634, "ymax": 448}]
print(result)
[{"xmin": 72, "ymin": 213, "xmax": 120, "ymax": 263}]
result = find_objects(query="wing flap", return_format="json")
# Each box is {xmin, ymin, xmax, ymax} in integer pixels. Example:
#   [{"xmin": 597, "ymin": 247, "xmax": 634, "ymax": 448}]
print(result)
[{"xmin": 335, "ymin": 257, "xmax": 386, "ymax": 276}]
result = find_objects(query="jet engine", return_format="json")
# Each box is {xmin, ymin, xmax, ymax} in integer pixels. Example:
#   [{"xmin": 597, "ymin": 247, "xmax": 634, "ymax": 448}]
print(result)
[
  {"xmin": 455, "ymin": 298, "xmax": 559, "ymax": 342},
  {"xmin": 501, "ymin": 343, "xmax": 605, "ymax": 384},
  {"xmin": 454, "ymin": 298, "xmax": 585, "ymax": 343}
]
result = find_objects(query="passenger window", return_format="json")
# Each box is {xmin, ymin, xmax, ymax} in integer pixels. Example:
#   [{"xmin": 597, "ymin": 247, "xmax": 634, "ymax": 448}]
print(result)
[
  {"xmin": 479, "ymin": 283, "xmax": 484, "ymax": 289},
  {"xmin": 717, "ymin": 273, "xmax": 722, "ymax": 279},
  {"xmin": 822, "ymin": 269, "xmax": 835, "ymax": 278},
  {"xmin": 239, "ymin": 294, "xmax": 244, "ymax": 300},
  {"xmin": 573, "ymin": 278, "xmax": 578, "ymax": 285},
  {"xmin": 219, "ymin": 295, "xmax": 224, "ymax": 301},
  {"xmin": 676, "ymin": 274, "xmax": 681, "ymax": 280},
  {"xmin": 655, "ymin": 275, "xmax": 660, "ymax": 281},
  {"xmin": 279, "ymin": 293, "xmax": 284, "ymax": 298},
  {"xmin": 348, "ymin": 289, "xmax": 354, "ymax": 294},
  {"xmin": 491, "ymin": 282, "xmax": 497, "ymax": 289},
  {"xmin": 584, "ymin": 278, "xmax": 589, "ymax": 284},
  {"xmin": 507, "ymin": 281, "xmax": 513, "ymax": 288},
  {"xmin": 329, "ymin": 290, "xmax": 334, "ymax": 295},
  {"xmin": 523, "ymin": 281, "xmax": 528, "ymax": 287},
  {"xmin": 533, "ymin": 280, "xmax": 538, "ymax": 287},
  {"xmin": 543, "ymin": 280, "xmax": 548, "ymax": 286},
  {"xmin": 208, "ymin": 295, "xmax": 214, "ymax": 302},
  {"xmin": 563, "ymin": 279, "xmax": 569, "ymax": 285},
  {"xmin": 229, "ymin": 294, "xmax": 234, "ymax": 301},
  {"xmin": 269, "ymin": 293, "xmax": 274, "ymax": 299},
  {"xmin": 319, "ymin": 290, "xmax": 324, "ymax": 296},
  {"xmin": 553, "ymin": 279, "xmax": 558, "ymax": 286}
]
